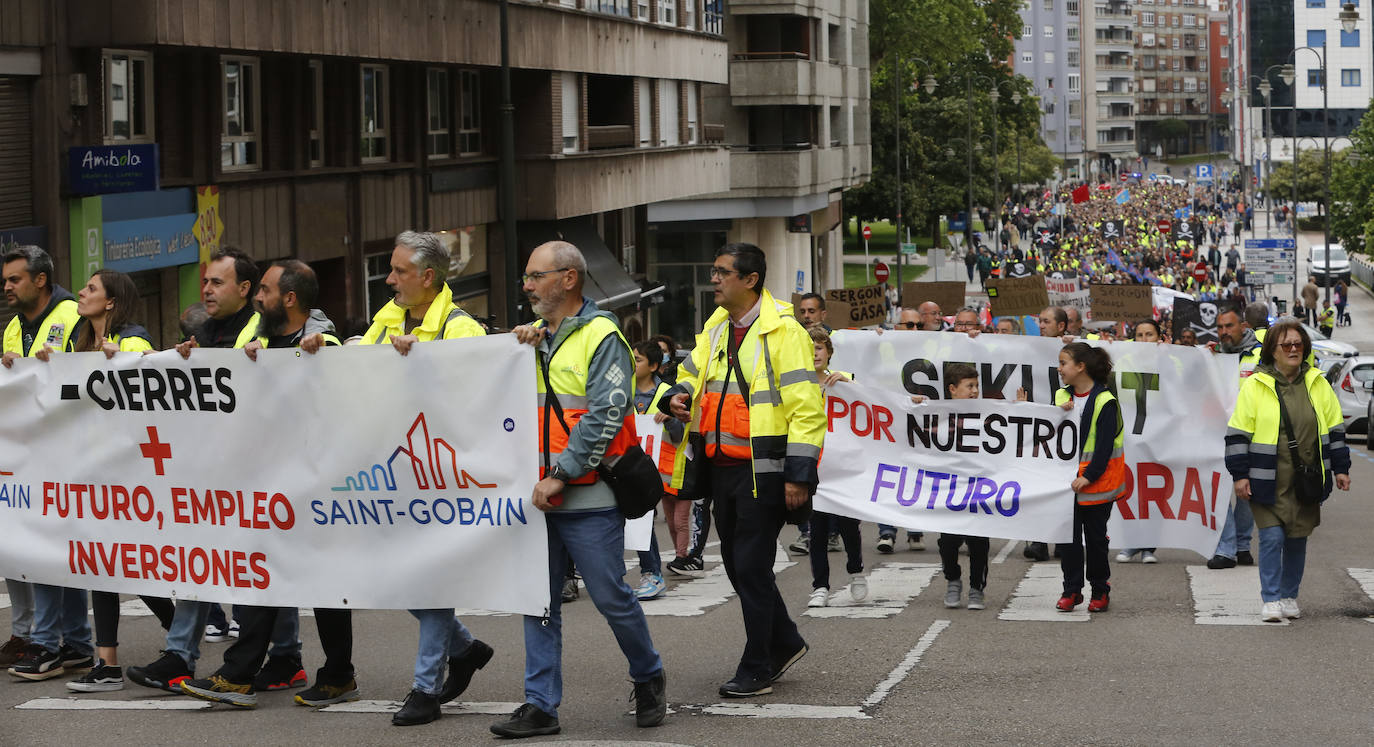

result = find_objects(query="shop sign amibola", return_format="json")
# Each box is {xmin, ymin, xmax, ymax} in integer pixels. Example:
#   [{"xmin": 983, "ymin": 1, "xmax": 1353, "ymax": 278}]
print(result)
[{"xmin": 69, "ymin": 144, "xmax": 160, "ymax": 195}]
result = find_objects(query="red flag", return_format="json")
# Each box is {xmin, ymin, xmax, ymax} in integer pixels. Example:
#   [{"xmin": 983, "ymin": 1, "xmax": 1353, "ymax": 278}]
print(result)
[{"xmin": 1071, "ymin": 184, "xmax": 1091, "ymax": 203}]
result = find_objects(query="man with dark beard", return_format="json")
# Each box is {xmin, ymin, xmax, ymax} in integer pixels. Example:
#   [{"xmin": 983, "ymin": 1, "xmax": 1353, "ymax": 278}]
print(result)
[{"xmin": 243, "ymin": 260, "xmax": 341, "ymax": 356}]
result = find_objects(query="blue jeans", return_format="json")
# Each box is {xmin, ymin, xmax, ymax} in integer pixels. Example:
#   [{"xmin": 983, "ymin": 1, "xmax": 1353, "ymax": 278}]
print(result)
[
  {"xmin": 878, "ymin": 524, "xmax": 922, "ymax": 540},
  {"xmin": 1257, "ymin": 525, "xmax": 1308, "ymax": 602},
  {"xmin": 407, "ymin": 609, "xmax": 475, "ymax": 695},
  {"xmin": 1214, "ymin": 499, "xmax": 1254, "ymax": 560},
  {"xmin": 5, "ymin": 578, "xmax": 33, "ymax": 637},
  {"xmin": 637, "ymin": 530, "xmax": 662, "ymax": 576},
  {"xmin": 166, "ymin": 600, "xmax": 210, "ymax": 669},
  {"xmin": 30, "ymin": 585, "xmax": 92, "ymax": 655},
  {"xmin": 270, "ymin": 608, "xmax": 301, "ymax": 659},
  {"xmin": 524, "ymin": 508, "xmax": 662, "ymax": 718}
]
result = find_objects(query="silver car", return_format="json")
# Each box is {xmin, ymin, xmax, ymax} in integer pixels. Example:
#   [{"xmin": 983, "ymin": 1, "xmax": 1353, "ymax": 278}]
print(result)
[
  {"xmin": 1323, "ymin": 356, "xmax": 1374, "ymax": 436},
  {"xmin": 1303, "ymin": 323, "xmax": 1358, "ymax": 360}
]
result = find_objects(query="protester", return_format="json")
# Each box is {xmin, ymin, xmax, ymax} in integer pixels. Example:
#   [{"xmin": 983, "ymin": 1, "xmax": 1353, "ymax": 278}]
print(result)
[
  {"xmin": 495, "ymin": 240, "xmax": 666, "ymax": 738},
  {"xmin": 631, "ymin": 340, "xmax": 687, "ymax": 601},
  {"xmin": 935, "ymin": 363, "xmax": 993, "ymax": 610},
  {"xmin": 805, "ymin": 326, "xmax": 866, "ymax": 608},
  {"xmin": 1055, "ymin": 343, "xmax": 1125, "ymax": 613},
  {"xmin": 661, "ymin": 242, "xmax": 822, "ymax": 698},
  {"xmin": 876, "ymin": 305, "xmax": 929, "ymax": 554},
  {"xmin": 1024, "ymin": 306, "xmax": 1070, "ymax": 561},
  {"xmin": 1300, "ymin": 277, "xmax": 1319, "ymax": 326},
  {"xmin": 1224, "ymin": 319, "xmax": 1351, "ymax": 622}
]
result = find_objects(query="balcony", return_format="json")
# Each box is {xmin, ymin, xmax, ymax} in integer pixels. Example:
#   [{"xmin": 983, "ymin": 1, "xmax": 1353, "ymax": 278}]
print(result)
[
  {"xmin": 516, "ymin": 146, "xmax": 728, "ymax": 220},
  {"xmin": 729, "ymin": 145, "xmax": 867, "ymax": 196},
  {"xmin": 730, "ymin": 57, "xmax": 844, "ymax": 103},
  {"xmin": 703, "ymin": 123, "xmax": 726, "ymax": 144},
  {"xmin": 587, "ymin": 125, "xmax": 634, "ymax": 151}
]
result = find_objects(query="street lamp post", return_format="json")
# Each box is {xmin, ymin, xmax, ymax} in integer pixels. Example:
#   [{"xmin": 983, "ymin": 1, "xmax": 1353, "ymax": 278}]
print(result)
[
  {"xmin": 944, "ymin": 136, "xmax": 987, "ymax": 258},
  {"xmin": 893, "ymin": 56, "xmax": 937, "ymax": 295},
  {"xmin": 1280, "ymin": 43, "xmax": 1332, "ymax": 305}
]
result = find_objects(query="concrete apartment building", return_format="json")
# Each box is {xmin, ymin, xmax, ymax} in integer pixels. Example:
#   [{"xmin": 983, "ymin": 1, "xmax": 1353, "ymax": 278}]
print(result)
[
  {"xmin": 1134, "ymin": 0, "xmax": 1216, "ymax": 159},
  {"xmin": 1094, "ymin": 0, "xmax": 1137, "ymax": 172},
  {"xmin": 0, "ymin": 0, "xmax": 734, "ymax": 344},
  {"xmin": 1013, "ymin": 0, "xmax": 1093, "ymax": 180},
  {"xmin": 646, "ymin": 0, "xmax": 871, "ymax": 344}
]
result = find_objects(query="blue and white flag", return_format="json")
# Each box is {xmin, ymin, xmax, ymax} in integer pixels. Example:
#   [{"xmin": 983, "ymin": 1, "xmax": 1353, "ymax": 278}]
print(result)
[{"xmin": 1115, "ymin": 189, "xmax": 1130, "ymax": 205}]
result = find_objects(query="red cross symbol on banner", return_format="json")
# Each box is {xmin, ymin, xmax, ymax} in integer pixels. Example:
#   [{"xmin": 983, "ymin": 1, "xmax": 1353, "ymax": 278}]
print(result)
[{"xmin": 139, "ymin": 426, "xmax": 172, "ymax": 476}]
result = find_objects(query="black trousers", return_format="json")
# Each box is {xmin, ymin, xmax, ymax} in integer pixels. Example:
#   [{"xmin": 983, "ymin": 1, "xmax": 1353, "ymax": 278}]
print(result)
[
  {"xmin": 712, "ymin": 463, "xmax": 804, "ymax": 680},
  {"xmin": 217, "ymin": 606, "xmax": 354, "ymax": 686},
  {"xmin": 1060, "ymin": 501, "xmax": 1114, "ymax": 595},
  {"xmin": 808, "ymin": 511, "xmax": 862, "ymax": 590},
  {"xmin": 91, "ymin": 592, "xmax": 175, "ymax": 648},
  {"xmin": 938, "ymin": 534, "xmax": 990, "ymax": 591}
]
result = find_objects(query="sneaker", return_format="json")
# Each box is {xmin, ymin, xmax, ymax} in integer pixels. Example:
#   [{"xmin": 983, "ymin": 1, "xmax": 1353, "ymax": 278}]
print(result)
[
  {"xmin": 1279, "ymin": 597, "xmax": 1301, "ymax": 619},
  {"xmin": 1056, "ymin": 592, "xmax": 1083, "ymax": 612},
  {"xmin": 491, "ymin": 703, "xmax": 561, "ymax": 738},
  {"xmin": 1206, "ymin": 554, "xmax": 1237, "ymax": 570},
  {"xmin": 1024, "ymin": 542, "xmax": 1049, "ymax": 561},
  {"xmin": 67, "ymin": 660, "xmax": 124, "ymax": 692},
  {"xmin": 0, "ymin": 636, "xmax": 28, "ymax": 668},
  {"xmin": 439, "ymin": 639, "xmax": 493, "ymax": 704},
  {"xmin": 253, "ymin": 655, "xmax": 307, "ymax": 691},
  {"xmin": 228, "ymin": 620, "xmax": 240, "ymax": 638},
  {"xmin": 876, "ymin": 534, "xmax": 896, "ymax": 554},
  {"xmin": 944, "ymin": 580, "xmax": 963, "ymax": 609},
  {"xmin": 127, "ymin": 651, "xmax": 194, "ymax": 694},
  {"xmin": 769, "ymin": 641, "xmax": 808, "ymax": 683},
  {"xmin": 849, "ymin": 574, "xmax": 868, "ymax": 603},
  {"xmin": 1236, "ymin": 550, "xmax": 1255, "ymax": 566},
  {"xmin": 807, "ymin": 588, "xmax": 829, "ymax": 608},
  {"xmin": 635, "ymin": 573, "xmax": 667, "ymax": 601},
  {"xmin": 967, "ymin": 588, "xmax": 986, "ymax": 610},
  {"xmin": 719, "ymin": 673, "xmax": 772, "ymax": 698},
  {"xmin": 828, "ymin": 534, "xmax": 842, "ymax": 552},
  {"xmin": 58, "ymin": 644, "xmax": 95, "ymax": 670},
  {"xmin": 1115, "ymin": 550, "xmax": 1136, "ymax": 562},
  {"xmin": 632, "ymin": 671, "xmax": 667, "ymax": 728},
  {"xmin": 181, "ymin": 674, "xmax": 258, "ymax": 708},
  {"xmin": 1261, "ymin": 601, "xmax": 1284, "ymax": 622},
  {"xmin": 561, "ymin": 576, "xmax": 579, "ymax": 603},
  {"xmin": 907, "ymin": 534, "xmax": 925, "ymax": 551},
  {"xmin": 666, "ymin": 556, "xmax": 706, "ymax": 578},
  {"xmin": 787, "ymin": 534, "xmax": 810, "ymax": 555},
  {"xmin": 1088, "ymin": 588, "xmax": 1110, "ymax": 613},
  {"xmin": 203, "ymin": 623, "xmax": 229, "ymax": 643},
  {"xmin": 1140, "ymin": 551, "xmax": 1159, "ymax": 564},
  {"xmin": 392, "ymin": 688, "xmax": 440, "ymax": 726},
  {"xmin": 8, "ymin": 644, "xmax": 64, "ymax": 681},
  {"xmin": 295, "ymin": 679, "xmax": 360, "ymax": 707}
]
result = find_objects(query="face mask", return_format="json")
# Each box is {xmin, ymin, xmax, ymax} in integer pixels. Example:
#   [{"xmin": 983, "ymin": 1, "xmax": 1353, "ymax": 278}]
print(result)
[{"xmin": 662, "ymin": 353, "xmax": 670, "ymax": 365}]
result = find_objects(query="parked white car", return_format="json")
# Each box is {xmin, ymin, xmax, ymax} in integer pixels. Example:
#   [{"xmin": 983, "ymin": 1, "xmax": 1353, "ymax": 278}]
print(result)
[
  {"xmin": 1324, "ymin": 356, "xmax": 1374, "ymax": 436},
  {"xmin": 1307, "ymin": 244, "xmax": 1352, "ymax": 286}
]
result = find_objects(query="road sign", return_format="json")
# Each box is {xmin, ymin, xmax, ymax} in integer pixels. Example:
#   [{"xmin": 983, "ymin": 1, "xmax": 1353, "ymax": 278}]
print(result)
[
  {"xmin": 862, "ymin": 225, "xmax": 873, "ymax": 240},
  {"xmin": 1244, "ymin": 238, "xmax": 1297, "ymax": 249},
  {"xmin": 874, "ymin": 261, "xmax": 890, "ymax": 283},
  {"xmin": 1119, "ymin": 173, "xmax": 1128, "ymax": 182},
  {"xmin": 1156, "ymin": 219, "xmax": 1172, "ymax": 233},
  {"xmin": 1196, "ymin": 164, "xmax": 1214, "ymax": 182},
  {"xmin": 900, "ymin": 242, "xmax": 919, "ymax": 255},
  {"xmin": 1245, "ymin": 240, "xmax": 1297, "ymax": 285}
]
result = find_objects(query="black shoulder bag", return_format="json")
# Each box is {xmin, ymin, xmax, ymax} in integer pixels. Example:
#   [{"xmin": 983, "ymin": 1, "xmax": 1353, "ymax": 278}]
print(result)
[
  {"xmin": 539, "ymin": 350, "xmax": 663, "ymax": 519},
  {"xmin": 1275, "ymin": 387, "xmax": 1325, "ymax": 505}
]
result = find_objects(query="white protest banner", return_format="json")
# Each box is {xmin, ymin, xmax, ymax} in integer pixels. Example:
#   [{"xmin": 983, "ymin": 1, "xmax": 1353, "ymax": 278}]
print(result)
[
  {"xmin": 0, "ymin": 335, "xmax": 549, "ymax": 615},
  {"xmin": 817, "ymin": 384, "xmax": 1078, "ymax": 542},
  {"xmin": 1046, "ymin": 273, "xmax": 1090, "ymax": 318},
  {"xmin": 830, "ymin": 332, "xmax": 1237, "ymax": 556},
  {"xmin": 623, "ymin": 413, "xmax": 665, "ymax": 552}
]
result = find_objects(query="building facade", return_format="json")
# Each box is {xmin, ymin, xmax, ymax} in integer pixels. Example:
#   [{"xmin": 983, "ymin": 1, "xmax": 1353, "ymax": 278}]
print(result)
[
  {"xmin": 1094, "ymin": 0, "xmax": 1137, "ymax": 172},
  {"xmin": 1013, "ymin": 0, "xmax": 1094, "ymax": 181},
  {"xmin": 1134, "ymin": 0, "xmax": 1215, "ymax": 159}
]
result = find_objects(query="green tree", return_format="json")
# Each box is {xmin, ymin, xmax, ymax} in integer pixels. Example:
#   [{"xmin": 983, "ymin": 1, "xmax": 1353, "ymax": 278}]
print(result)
[
  {"xmin": 1268, "ymin": 149, "xmax": 1329, "ymax": 214},
  {"xmin": 1330, "ymin": 100, "xmax": 1374, "ymax": 253}
]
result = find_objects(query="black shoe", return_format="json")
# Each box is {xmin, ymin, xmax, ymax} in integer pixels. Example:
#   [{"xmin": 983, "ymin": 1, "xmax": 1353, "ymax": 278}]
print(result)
[
  {"xmin": 392, "ymin": 689, "xmax": 441, "ymax": 726},
  {"xmin": 491, "ymin": 703, "xmax": 561, "ymax": 738},
  {"xmin": 253, "ymin": 655, "xmax": 307, "ymax": 691},
  {"xmin": 561, "ymin": 577, "xmax": 579, "ymax": 603},
  {"xmin": 128, "ymin": 651, "xmax": 194, "ymax": 694},
  {"xmin": 7, "ymin": 643, "xmax": 64, "ymax": 681},
  {"xmin": 667, "ymin": 556, "xmax": 706, "ymax": 577},
  {"xmin": 295, "ymin": 679, "xmax": 360, "ymax": 707},
  {"xmin": 719, "ymin": 674, "xmax": 772, "ymax": 698},
  {"xmin": 769, "ymin": 641, "xmax": 808, "ymax": 683},
  {"xmin": 438, "ymin": 639, "xmax": 493, "ymax": 704},
  {"xmin": 1236, "ymin": 550, "xmax": 1255, "ymax": 566},
  {"xmin": 1206, "ymin": 554, "xmax": 1237, "ymax": 570},
  {"xmin": 58, "ymin": 644, "xmax": 95, "ymax": 670},
  {"xmin": 1024, "ymin": 542, "xmax": 1050, "ymax": 561},
  {"xmin": 632, "ymin": 671, "xmax": 667, "ymax": 728}
]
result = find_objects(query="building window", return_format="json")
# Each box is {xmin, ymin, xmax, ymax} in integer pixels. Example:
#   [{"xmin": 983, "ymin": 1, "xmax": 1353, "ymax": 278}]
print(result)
[
  {"xmin": 1023, "ymin": 24, "xmax": 1032, "ymax": 38},
  {"xmin": 1044, "ymin": 51, "xmax": 1055, "ymax": 64},
  {"xmin": 1199, "ymin": 59, "xmax": 1208, "ymax": 71},
  {"xmin": 1067, "ymin": 0, "xmax": 1079, "ymax": 15},
  {"xmin": 1021, "ymin": 51, "xmax": 1033, "ymax": 64},
  {"xmin": 637, "ymin": 0, "xmax": 649, "ymax": 19},
  {"xmin": 1342, "ymin": 68, "xmax": 1361, "ymax": 86},
  {"xmin": 595, "ymin": 0, "xmax": 631, "ymax": 15},
  {"xmin": 1141, "ymin": 11, "xmax": 1154, "ymax": 23},
  {"xmin": 1220, "ymin": 44, "xmax": 1229, "ymax": 59},
  {"xmin": 1308, "ymin": 30, "xmax": 1327, "ymax": 48},
  {"xmin": 1308, "ymin": 68, "xmax": 1325, "ymax": 87},
  {"xmin": 686, "ymin": 82, "xmax": 699, "ymax": 144},
  {"xmin": 1068, "ymin": 74, "xmax": 1080, "ymax": 93},
  {"xmin": 1307, "ymin": 0, "xmax": 1325, "ymax": 6},
  {"xmin": 1044, "ymin": 25, "xmax": 1054, "ymax": 37},
  {"xmin": 360, "ymin": 64, "xmax": 389, "ymax": 162},
  {"xmin": 307, "ymin": 60, "xmax": 323, "ymax": 167},
  {"xmin": 659, "ymin": 79, "xmax": 679, "ymax": 146},
  {"xmin": 1341, "ymin": 29, "xmax": 1360, "ymax": 47},
  {"xmin": 1067, "ymin": 50, "xmax": 1079, "ymax": 66},
  {"xmin": 637, "ymin": 78, "xmax": 653, "ymax": 146},
  {"xmin": 426, "ymin": 68, "xmax": 452, "ymax": 158},
  {"xmin": 658, "ymin": 0, "xmax": 675, "ymax": 26},
  {"xmin": 1043, "ymin": 0, "xmax": 1053, "ymax": 10},
  {"xmin": 702, "ymin": 0, "xmax": 723, "ymax": 33},
  {"xmin": 561, "ymin": 73, "xmax": 579, "ymax": 153},
  {"xmin": 103, "ymin": 50, "xmax": 154, "ymax": 143},
  {"xmin": 221, "ymin": 56, "xmax": 259, "ymax": 170},
  {"xmin": 683, "ymin": 0, "xmax": 694, "ymax": 29},
  {"xmin": 1067, "ymin": 26, "xmax": 1079, "ymax": 41},
  {"xmin": 458, "ymin": 71, "xmax": 482, "ymax": 155}
]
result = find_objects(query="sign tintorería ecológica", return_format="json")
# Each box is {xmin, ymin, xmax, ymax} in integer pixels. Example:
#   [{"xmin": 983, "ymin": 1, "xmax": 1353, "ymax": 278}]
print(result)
[
  {"xmin": 69, "ymin": 144, "xmax": 160, "ymax": 195},
  {"xmin": 101, "ymin": 213, "xmax": 199, "ymax": 273}
]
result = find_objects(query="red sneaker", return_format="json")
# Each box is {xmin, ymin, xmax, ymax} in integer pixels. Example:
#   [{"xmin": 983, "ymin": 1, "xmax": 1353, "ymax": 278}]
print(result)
[
  {"xmin": 1056, "ymin": 592, "xmax": 1083, "ymax": 611},
  {"xmin": 1088, "ymin": 590, "xmax": 1110, "ymax": 613}
]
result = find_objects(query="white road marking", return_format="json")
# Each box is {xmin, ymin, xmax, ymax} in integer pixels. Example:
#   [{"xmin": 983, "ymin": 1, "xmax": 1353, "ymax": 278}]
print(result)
[
  {"xmin": 998, "ymin": 564, "xmax": 1090, "ymax": 622},
  {"xmin": 16, "ymin": 697, "xmax": 211, "ymax": 711},
  {"xmin": 320, "ymin": 700, "xmax": 523, "ymax": 715},
  {"xmin": 802, "ymin": 562, "xmax": 939, "ymax": 619},
  {"xmin": 0, "ymin": 593, "xmax": 8, "ymax": 611},
  {"xmin": 992, "ymin": 539, "xmax": 1017, "ymax": 565},
  {"xmin": 1187, "ymin": 565, "xmax": 1287, "ymax": 626},
  {"xmin": 119, "ymin": 599, "xmax": 153, "ymax": 616},
  {"xmin": 862, "ymin": 619, "xmax": 950, "ymax": 708},
  {"xmin": 1345, "ymin": 568, "xmax": 1374, "ymax": 623},
  {"xmin": 697, "ymin": 703, "xmax": 869, "ymax": 719},
  {"xmin": 643, "ymin": 548, "xmax": 794, "ymax": 617}
]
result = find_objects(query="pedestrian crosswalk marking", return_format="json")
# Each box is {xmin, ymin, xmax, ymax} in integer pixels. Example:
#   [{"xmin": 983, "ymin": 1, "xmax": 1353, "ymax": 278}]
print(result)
[
  {"xmin": 642, "ymin": 548, "xmax": 795, "ymax": 617},
  {"xmin": 695, "ymin": 703, "xmax": 870, "ymax": 719},
  {"xmin": 998, "ymin": 564, "xmax": 1090, "ymax": 621},
  {"xmin": 16, "ymin": 697, "xmax": 211, "ymax": 711},
  {"xmin": 1187, "ymin": 565, "xmax": 1287, "ymax": 626},
  {"xmin": 1346, "ymin": 568, "xmax": 1374, "ymax": 623},
  {"xmin": 320, "ymin": 700, "xmax": 523, "ymax": 715},
  {"xmin": 991, "ymin": 539, "xmax": 1017, "ymax": 564},
  {"xmin": 863, "ymin": 618, "xmax": 950, "ymax": 707},
  {"xmin": 802, "ymin": 563, "xmax": 939, "ymax": 619}
]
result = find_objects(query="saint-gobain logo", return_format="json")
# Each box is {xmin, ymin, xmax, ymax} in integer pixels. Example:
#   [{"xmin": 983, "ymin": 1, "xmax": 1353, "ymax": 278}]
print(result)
[
  {"xmin": 503, "ymin": 418, "xmax": 515, "ymax": 432},
  {"xmin": 331, "ymin": 412, "xmax": 496, "ymax": 492}
]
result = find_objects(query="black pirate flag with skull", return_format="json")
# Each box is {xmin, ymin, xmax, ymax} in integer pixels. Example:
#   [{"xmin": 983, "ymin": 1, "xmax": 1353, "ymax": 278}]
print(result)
[
  {"xmin": 1101, "ymin": 220, "xmax": 1123, "ymax": 240},
  {"xmin": 1172, "ymin": 297, "xmax": 1237, "ymax": 344}
]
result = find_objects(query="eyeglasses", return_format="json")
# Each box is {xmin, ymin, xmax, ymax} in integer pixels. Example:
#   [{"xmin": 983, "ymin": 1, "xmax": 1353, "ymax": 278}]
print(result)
[
  {"xmin": 954, "ymin": 321, "xmax": 979, "ymax": 329},
  {"xmin": 708, "ymin": 266, "xmax": 742, "ymax": 279},
  {"xmin": 1277, "ymin": 341, "xmax": 1304, "ymax": 350},
  {"xmin": 521, "ymin": 267, "xmax": 571, "ymax": 284},
  {"xmin": 897, "ymin": 321, "xmax": 918, "ymax": 329}
]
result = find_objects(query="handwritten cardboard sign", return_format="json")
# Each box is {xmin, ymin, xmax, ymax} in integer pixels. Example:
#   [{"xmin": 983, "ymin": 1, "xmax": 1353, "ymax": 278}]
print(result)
[
  {"xmin": 1090, "ymin": 284, "xmax": 1154, "ymax": 321},
  {"xmin": 900, "ymin": 281, "xmax": 965, "ymax": 314},
  {"xmin": 985, "ymin": 275, "xmax": 1049, "ymax": 317}
]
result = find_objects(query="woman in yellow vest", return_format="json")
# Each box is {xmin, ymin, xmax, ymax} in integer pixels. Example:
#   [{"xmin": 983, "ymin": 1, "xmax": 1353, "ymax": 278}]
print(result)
[
  {"xmin": 1053, "ymin": 342, "xmax": 1125, "ymax": 614},
  {"xmin": 630, "ymin": 341, "xmax": 688, "ymax": 601}
]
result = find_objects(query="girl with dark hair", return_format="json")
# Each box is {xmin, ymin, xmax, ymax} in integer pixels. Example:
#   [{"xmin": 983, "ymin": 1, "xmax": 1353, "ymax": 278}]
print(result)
[
  {"xmin": 1054, "ymin": 342, "xmax": 1125, "ymax": 613},
  {"xmin": 629, "ymin": 340, "xmax": 690, "ymax": 600}
]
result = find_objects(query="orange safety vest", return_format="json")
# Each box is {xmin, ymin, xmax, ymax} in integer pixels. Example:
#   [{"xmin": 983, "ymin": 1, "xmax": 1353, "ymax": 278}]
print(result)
[
  {"xmin": 536, "ymin": 314, "xmax": 637, "ymax": 485},
  {"xmin": 699, "ymin": 326, "xmax": 758, "ymax": 461},
  {"xmin": 637, "ymin": 381, "xmax": 680, "ymax": 495},
  {"xmin": 1055, "ymin": 385, "xmax": 1126, "ymax": 505}
]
